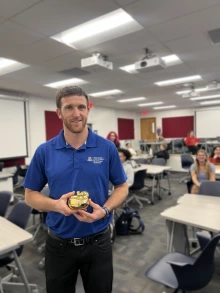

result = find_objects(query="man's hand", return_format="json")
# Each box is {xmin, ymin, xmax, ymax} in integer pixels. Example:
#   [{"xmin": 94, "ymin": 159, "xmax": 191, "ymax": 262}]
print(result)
[
  {"xmin": 72, "ymin": 199, "xmax": 106, "ymax": 223},
  {"xmin": 53, "ymin": 192, "xmax": 76, "ymax": 216}
]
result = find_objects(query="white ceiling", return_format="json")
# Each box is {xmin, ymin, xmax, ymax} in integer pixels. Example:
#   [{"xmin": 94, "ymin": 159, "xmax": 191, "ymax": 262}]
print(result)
[{"xmin": 1, "ymin": 0, "xmax": 220, "ymax": 112}]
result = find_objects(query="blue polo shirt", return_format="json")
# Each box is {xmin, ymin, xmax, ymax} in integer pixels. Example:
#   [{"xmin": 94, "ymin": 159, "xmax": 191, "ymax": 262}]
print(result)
[{"xmin": 23, "ymin": 128, "xmax": 126, "ymax": 238}]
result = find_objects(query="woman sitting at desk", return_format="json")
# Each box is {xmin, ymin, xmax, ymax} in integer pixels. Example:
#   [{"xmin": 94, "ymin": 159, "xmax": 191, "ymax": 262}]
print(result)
[
  {"xmin": 184, "ymin": 130, "xmax": 200, "ymax": 155},
  {"xmin": 190, "ymin": 149, "xmax": 215, "ymax": 194},
  {"xmin": 118, "ymin": 148, "xmax": 134, "ymax": 187},
  {"xmin": 209, "ymin": 146, "xmax": 220, "ymax": 164},
  {"xmin": 125, "ymin": 142, "xmax": 137, "ymax": 157}
]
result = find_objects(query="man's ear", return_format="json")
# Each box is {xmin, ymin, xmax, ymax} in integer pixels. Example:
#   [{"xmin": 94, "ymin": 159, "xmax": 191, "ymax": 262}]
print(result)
[{"xmin": 56, "ymin": 108, "xmax": 62, "ymax": 119}]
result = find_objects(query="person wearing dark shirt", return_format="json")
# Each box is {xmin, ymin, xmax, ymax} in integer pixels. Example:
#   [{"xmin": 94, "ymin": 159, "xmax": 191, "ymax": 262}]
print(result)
[
  {"xmin": 209, "ymin": 146, "xmax": 220, "ymax": 164},
  {"xmin": 154, "ymin": 144, "xmax": 170, "ymax": 161},
  {"xmin": 184, "ymin": 130, "xmax": 200, "ymax": 155}
]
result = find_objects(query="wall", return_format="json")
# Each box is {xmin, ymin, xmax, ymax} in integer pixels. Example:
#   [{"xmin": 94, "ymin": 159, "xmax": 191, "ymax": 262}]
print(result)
[{"xmin": 26, "ymin": 96, "xmax": 140, "ymax": 161}]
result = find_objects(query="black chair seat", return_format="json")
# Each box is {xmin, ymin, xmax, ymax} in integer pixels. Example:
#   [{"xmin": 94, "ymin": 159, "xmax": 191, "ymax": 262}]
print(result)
[{"xmin": 146, "ymin": 252, "xmax": 196, "ymax": 289}]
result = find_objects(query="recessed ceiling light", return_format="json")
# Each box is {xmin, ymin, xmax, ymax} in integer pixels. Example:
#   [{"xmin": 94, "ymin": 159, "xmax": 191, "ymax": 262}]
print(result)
[
  {"xmin": 176, "ymin": 87, "xmax": 210, "ymax": 95},
  {"xmin": 138, "ymin": 102, "xmax": 163, "ymax": 107},
  {"xmin": 120, "ymin": 54, "xmax": 182, "ymax": 74},
  {"xmin": 51, "ymin": 9, "xmax": 143, "ymax": 50},
  {"xmin": 89, "ymin": 89, "xmax": 123, "ymax": 97},
  {"xmin": 200, "ymin": 100, "xmax": 220, "ymax": 105},
  {"xmin": 190, "ymin": 94, "xmax": 220, "ymax": 101},
  {"xmin": 117, "ymin": 97, "xmax": 146, "ymax": 103},
  {"xmin": 153, "ymin": 105, "xmax": 176, "ymax": 110},
  {"xmin": 44, "ymin": 78, "xmax": 88, "ymax": 89},
  {"xmin": 0, "ymin": 57, "xmax": 29, "ymax": 76},
  {"xmin": 155, "ymin": 75, "xmax": 202, "ymax": 86}
]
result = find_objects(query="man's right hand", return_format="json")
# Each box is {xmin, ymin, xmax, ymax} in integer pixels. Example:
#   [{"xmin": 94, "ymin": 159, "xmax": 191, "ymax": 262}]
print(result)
[{"xmin": 53, "ymin": 192, "xmax": 75, "ymax": 216}]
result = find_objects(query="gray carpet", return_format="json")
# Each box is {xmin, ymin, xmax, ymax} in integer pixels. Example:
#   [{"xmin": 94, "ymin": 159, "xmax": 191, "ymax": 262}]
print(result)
[{"xmin": 1, "ymin": 172, "xmax": 220, "ymax": 293}]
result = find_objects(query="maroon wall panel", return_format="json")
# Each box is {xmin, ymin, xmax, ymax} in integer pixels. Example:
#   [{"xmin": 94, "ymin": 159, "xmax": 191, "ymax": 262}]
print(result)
[
  {"xmin": 162, "ymin": 116, "xmax": 194, "ymax": 138},
  {"xmin": 1, "ymin": 158, "xmax": 25, "ymax": 167},
  {"xmin": 45, "ymin": 111, "xmax": 63, "ymax": 141},
  {"xmin": 118, "ymin": 118, "xmax": 134, "ymax": 140}
]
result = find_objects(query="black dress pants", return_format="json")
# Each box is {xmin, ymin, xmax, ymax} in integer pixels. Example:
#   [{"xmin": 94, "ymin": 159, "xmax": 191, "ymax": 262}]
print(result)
[
  {"xmin": 45, "ymin": 229, "xmax": 113, "ymax": 293},
  {"xmin": 187, "ymin": 146, "xmax": 199, "ymax": 155}
]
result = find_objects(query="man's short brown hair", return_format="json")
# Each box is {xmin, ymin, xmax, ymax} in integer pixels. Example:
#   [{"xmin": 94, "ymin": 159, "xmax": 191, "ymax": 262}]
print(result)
[{"xmin": 56, "ymin": 86, "xmax": 89, "ymax": 109}]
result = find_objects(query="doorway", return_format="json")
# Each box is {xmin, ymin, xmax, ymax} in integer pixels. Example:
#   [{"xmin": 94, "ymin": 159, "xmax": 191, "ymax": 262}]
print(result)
[{"xmin": 140, "ymin": 117, "xmax": 156, "ymax": 140}]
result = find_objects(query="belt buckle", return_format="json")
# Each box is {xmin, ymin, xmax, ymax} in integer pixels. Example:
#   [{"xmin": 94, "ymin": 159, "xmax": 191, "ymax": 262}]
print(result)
[{"xmin": 69, "ymin": 238, "xmax": 85, "ymax": 246}]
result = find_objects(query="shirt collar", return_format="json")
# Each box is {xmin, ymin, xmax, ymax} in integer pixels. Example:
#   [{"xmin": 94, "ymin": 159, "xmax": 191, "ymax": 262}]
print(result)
[{"xmin": 54, "ymin": 128, "xmax": 97, "ymax": 149}]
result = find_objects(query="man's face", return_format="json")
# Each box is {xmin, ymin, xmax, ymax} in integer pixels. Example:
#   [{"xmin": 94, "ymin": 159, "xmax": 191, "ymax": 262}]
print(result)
[{"xmin": 56, "ymin": 95, "xmax": 89, "ymax": 134}]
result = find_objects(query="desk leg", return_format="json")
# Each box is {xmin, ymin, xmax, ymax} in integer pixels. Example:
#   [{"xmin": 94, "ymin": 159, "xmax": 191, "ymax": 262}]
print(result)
[
  {"xmin": 12, "ymin": 250, "xmax": 31, "ymax": 293},
  {"xmin": 151, "ymin": 176, "xmax": 155, "ymax": 203}
]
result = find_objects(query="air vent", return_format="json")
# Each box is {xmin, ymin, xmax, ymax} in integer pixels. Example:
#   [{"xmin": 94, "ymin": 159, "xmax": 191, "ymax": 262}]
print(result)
[
  {"xmin": 208, "ymin": 28, "xmax": 220, "ymax": 44},
  {"xmin": 59, "ymin": 67, "xmax": 90, "ymax": 77}
]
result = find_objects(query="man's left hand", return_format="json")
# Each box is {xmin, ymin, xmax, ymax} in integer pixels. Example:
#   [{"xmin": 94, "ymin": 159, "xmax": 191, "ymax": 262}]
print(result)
[{"xmin": 72, "ymin": 199, "xmax": 107, "ymax": 223}]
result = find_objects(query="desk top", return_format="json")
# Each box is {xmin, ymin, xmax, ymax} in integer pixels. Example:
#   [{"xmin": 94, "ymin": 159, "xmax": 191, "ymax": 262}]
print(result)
[
  {"xmin": 0, "ymin": 217, "xmax": 33, "ymax": 254},
  {"xmin": 132, "ymin": 154, "xmax": 153, "ymax": 160},
  {"xmin": 0, "ymin": 172, "xmax": 13, "ymax": 179},
  {"xmin": 161, "ymin": 196, "xmax": 220, "ymax": 232},
  {"xmin": 177, "ymin": 193, "xmax": 220, "ymax": 208},
  {"xmin": 134, "ymin": 164, "xmax": 171, "ymax": 174}
]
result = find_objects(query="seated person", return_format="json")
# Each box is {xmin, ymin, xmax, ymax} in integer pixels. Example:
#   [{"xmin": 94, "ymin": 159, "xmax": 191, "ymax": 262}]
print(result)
[
  {"xmin": 154, "ymin": 144, "xmax": 170, "ymax": 161},
  {"xmin": 209, "ymin": 146, "xmax": 220, "ymax": 164},
  {"xmin": 190, "ymin": 149, "xmax": 215, "ymax": 194},
  {"xmin": 156, "ymin": 130, "xmax": 164, "ymax": 141},
  {"xmin": 184, "ymin": 130, "xmax": 200, "ymax": 155},
  {"xmin": 125, "ymin": 142, "xmax": 137, "ymax": 157},
  {"xmin": 106, "ymin": 131, "xmax": 120, "ymax": 148},
  {"xmin": 118, "ymin": 148, "xmax": 134, "ymax": 187}
]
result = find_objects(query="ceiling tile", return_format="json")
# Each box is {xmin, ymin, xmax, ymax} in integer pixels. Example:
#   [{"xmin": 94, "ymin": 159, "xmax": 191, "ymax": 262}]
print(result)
[
  {"xmin": 0, "ymin": 0, "xmax": 42, "ymax": 18},
  {"xmin": 12, "ymin": 0, "xmax": 118, "ymax": 36}
]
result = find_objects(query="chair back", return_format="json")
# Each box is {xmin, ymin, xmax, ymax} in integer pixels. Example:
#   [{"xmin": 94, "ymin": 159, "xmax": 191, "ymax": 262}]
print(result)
[
  {"xmin": 199, "ymin": 181, "xmax": 220, "ymax": 196},
  {"xmin": 135, "ymin": 158, "xmax": 148, "ymax": 164},
  {"xmin": 41, "ymin": 186, "xmax": 50, "ymax": 197},
  {"xmin": 129, "ymin": 170, "xmax": 146, "ymax": 191},
  {"xmin": 0, "ymin": 162, "xmax": 4, "ymax": 171},
  {"xmin": 181, "ymin": 153, "xmax": 194, "ymax": 170},
  {"xmin": 0, "ymin": 191, "xmax": 12, "ymax": 216},
  {"xmin": 152, "ymin": 158, "xmax": 166, "ymax": 166},
  {"xmin": 174, "ymin": 139, "xmax": 184, "ymax": 148},
  {"xmin": 7, "ymin": 201, "xmax": 32, "ymax": 229}
]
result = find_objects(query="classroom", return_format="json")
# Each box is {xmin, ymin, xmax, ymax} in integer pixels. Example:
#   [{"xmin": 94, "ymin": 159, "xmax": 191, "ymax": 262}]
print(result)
[{"xmin": 0, "ymin": 1, "xmax": 220, "ymax": 293}]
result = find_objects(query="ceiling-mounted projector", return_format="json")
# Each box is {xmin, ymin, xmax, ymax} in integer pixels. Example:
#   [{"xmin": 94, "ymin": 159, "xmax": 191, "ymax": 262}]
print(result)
[
  {"xmin": 182, "ymin": 91, "xmax": 200, "ymax": 98},
  {"xmin": 81, "ymin": 53, "xmax": 113, "ymax": 70},
  {"xmin": 135, "ymin": 56, "xmax": 166, "ymax": 72}
]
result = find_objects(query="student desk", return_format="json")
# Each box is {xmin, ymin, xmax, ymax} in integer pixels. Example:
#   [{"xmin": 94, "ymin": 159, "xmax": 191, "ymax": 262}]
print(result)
[
  {"xmin": 0, "ymin": 172, "xmax": 14, "ymax": 201},
  {"xmin": 133, "ymin": 164, "xmax": 171, "ymax": 203},
  {"xmin": 0, "ymin": 217, "xmax": 38, "ymax": 293},
  {"xmin": 161, "ymin": 194, "xmax": 220, "ymax": 254}
]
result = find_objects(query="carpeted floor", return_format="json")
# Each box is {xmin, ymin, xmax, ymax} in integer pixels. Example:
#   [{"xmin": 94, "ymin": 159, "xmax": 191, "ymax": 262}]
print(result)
[{"xmin": 1, "ymin": 172, "xmax": 220, "ymax": 293}]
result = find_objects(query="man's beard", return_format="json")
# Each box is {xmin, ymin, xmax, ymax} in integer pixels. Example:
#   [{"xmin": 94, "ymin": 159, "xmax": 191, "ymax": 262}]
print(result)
[{"xmin": 62, "ymin": 116, "xmax": 87, "ymax": 134}]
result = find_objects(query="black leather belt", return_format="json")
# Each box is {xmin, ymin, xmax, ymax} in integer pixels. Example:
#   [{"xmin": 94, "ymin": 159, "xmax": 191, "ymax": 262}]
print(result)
[{"xmin": 48, "ymin": 227, "xmax": 109, "ymax": 246}]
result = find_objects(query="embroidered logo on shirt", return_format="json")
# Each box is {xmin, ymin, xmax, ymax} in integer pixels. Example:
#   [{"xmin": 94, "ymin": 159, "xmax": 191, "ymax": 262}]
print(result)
[{"xmin": 87, "ymin": 157, "xmax": 104, "ymax": 164}]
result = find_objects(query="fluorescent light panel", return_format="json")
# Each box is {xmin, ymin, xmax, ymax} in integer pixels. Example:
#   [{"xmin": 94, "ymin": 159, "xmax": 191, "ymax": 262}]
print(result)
[
  {"xmin": 190, "ymin": 94, "xmax": 220, "ymax": 101},
  {"xmin": 120, "ymin": 54, "xmax": 181, "ymax": 74},
  {"xmin": 200, "ymin": 100, "xmax": 220, "ymax": 105},
  {"xmin": 154, "ymin": 105, "xmax": 176, "ymax": 110},
  {"xmin": 45, "ymin": 78, "xmax": 88, "ymax": 89},
  {"xmin": 0, "ymin": 57, "xmax": 29, "ymax": 76},
  {"xmin": 90, "ymin": 89, "xmax": 123, "ymax": 97},
  {"xmin": 138, "ymin": 102, "xmax": 163, "ymax": 107},
  {"xmin": 117, "ymin": 97, "xmax": 146, "ymax": 103},
  {"xmin": 176, "ymin": 87, "xmax": 211, "ymax": 95},
  {"xmin": 51, "ymin": 9, "xmax": 143, "ymax": 50},
  {"xmin": 155, "ymin": 75, "xmax": 202, "ymax": 86}
]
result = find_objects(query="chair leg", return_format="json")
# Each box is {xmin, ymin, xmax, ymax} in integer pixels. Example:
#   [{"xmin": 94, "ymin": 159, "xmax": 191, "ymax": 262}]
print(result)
[{"xmin": 173, "ymin": 289, "xmax": 179, "ymax": 293}]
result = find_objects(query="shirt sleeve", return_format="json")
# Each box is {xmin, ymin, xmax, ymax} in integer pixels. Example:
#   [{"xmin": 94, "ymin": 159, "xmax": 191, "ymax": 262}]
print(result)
[
  {"xmin": 210, "ymin": 163, "xmax": 215, "ymax": 172},
  {"xmin": 109, "ymin": 145, "xmax": 127, "ymax": 186},
  {"xmin": 190, "ymin": 164, "xmax": 195, "ymax": 172}
]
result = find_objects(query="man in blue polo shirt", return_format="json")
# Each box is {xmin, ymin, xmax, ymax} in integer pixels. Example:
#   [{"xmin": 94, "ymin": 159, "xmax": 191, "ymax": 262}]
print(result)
[{"xmin": 23, "ymin": 86, "xmax": 128, "ymax": 293}]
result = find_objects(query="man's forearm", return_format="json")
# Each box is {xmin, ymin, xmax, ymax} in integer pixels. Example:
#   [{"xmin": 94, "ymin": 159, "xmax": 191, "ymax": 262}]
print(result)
[
  {"xmin": 104, "ymin": 182, "xmax": 128, "ymax": 211},
  {"xmin": 25, "ymin": 189, "xmax": 57, "ymax": 212}
]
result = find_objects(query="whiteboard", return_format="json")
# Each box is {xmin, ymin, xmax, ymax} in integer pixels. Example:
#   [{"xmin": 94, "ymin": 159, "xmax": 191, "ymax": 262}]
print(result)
[
  {"xmin": 0, "ymin": 99, "xmax": 28, "ymax": 159},
  {"xmin": 195, "ymin": 108, "xmax": 220, "ymax": 138}
]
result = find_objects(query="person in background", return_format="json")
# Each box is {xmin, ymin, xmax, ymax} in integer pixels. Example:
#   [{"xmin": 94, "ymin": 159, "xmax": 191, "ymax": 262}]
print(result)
[
  {"xmin": 190, "ymin": 149, "xmax": 215, "ymax": 194},
  {"xmin": 118, "ymin": 148, "xmax": 134, "ymax": 187},
  {"xmin": 154, "ymin": 144, "xmax": 170, "ymax": 161},
  {"xmin": 156, "ymin": 129, "xmax": 164, "ymax": 141},
  {"xmin": 23, "ymin": 86, "xmax": 128, "ymax": 293},
  {"xmin": 184, "ymin": 130, "xmax": 200, "ymax": 155},
  {"xmin": 106, "ymin": 131, "xmax": 120, "ymax": 148},
  {"xmin": 125, "ymin": 142, "xmax": 136, "ymax": 157},
  {"xmin": 209, "ymin": 146, "xmax": 220, "ymax": 164}
]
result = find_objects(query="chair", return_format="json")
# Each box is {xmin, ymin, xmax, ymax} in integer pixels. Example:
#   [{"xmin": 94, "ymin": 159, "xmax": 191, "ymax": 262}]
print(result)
[
  {"xmin": 12, "ymin": 164, "xmax": 24, "ymax": 191},
  {"xmin": 0, "ymin": 191, "xmax": 12, "ymax": 217},
  {"xmin": 126, "ymin": 169, "xmax": 151, "ymax": 208},
  {"xmin": 145, "ymin": 233, "xmax": 220, "ymax": 293},
  {"xmin": 179, "ymin": 153, "xmax": 194, "ymax": 183},
  {"xmin": 0, "ymin": 201, "xmax": 38, "ymax": 292},
  {"xmin": 173, "ymin": 139, "xmax": 185, "ymax": 154},
  {"xmin": 151, "ymin": 158, "xmax": 171, "ymax": 196},
  {"xmin": 199, "ymin": 181, "xmax": 220, "ymax": 196},
  {"xmin": 0, "ymin": 162, "xmax": 4, "ymax": 172}
]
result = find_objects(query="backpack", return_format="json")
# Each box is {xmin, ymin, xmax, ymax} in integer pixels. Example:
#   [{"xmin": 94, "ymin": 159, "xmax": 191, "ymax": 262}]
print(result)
[{"xmin": 115, "ymin": 207, "xmax": 145, "ymax": 235}]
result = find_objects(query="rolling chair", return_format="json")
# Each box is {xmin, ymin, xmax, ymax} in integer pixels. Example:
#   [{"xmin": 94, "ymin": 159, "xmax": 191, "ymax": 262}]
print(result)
[
  {"xmin": 199, "ymin": 181, "xmax": 220, "ymax": 196},
  {"xmin": 151, "ymin": 158, "xmax": 171, "ymax": 196},
  {"xmin": 0, "ymin": 191, "xmax": 12, "ymax": 217},
  {"xmin": 173, "ymin": 139, "xmax": 185, "ymax": 154},
  {"xmin": 145, "ymin": 233, "xmax": 220, "ymax": 293},
  {"xmin": 0, "ymin": 201, "xmax": 38, "ymax": 293},
  {"xmin": 126, "ymin": 169, "xmax": 151, "ymax": 208},
  {"xmin": 12, "ymin": 164, "xmax": 24, "ymax": 191},
  {"xmin": 179, "ymin": 153, "xmax": 194, "ymax": 183}
]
